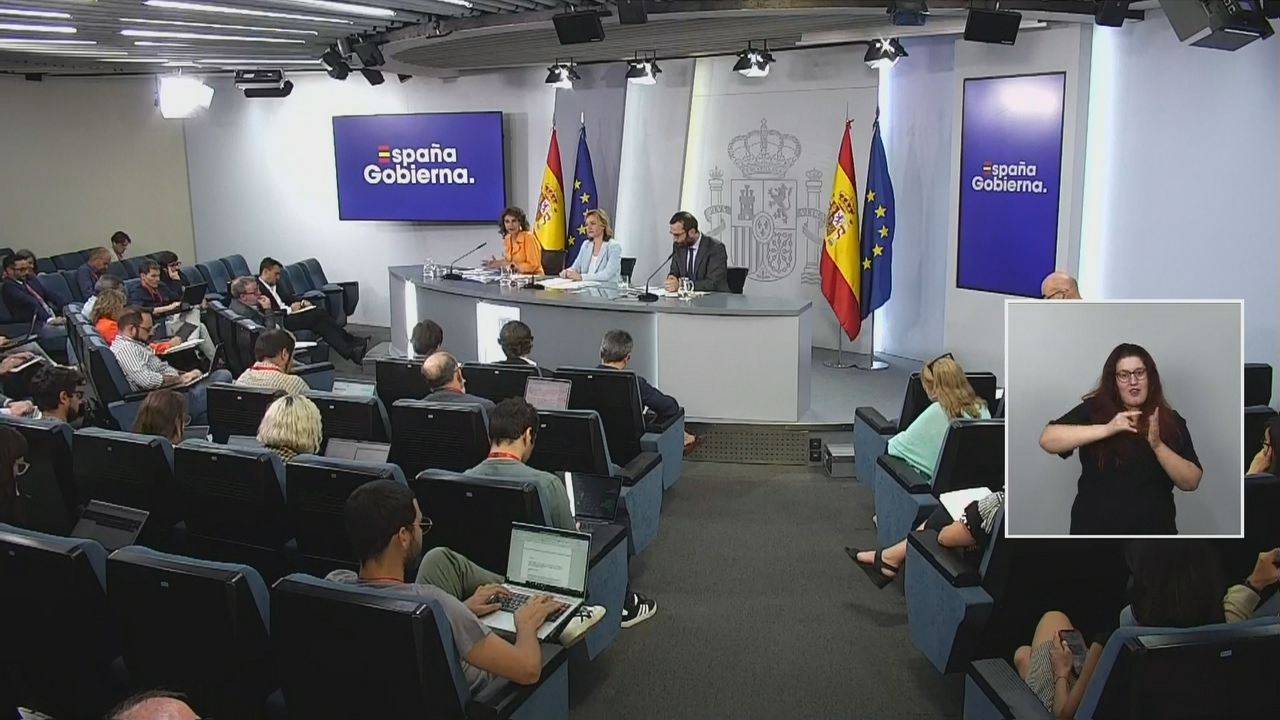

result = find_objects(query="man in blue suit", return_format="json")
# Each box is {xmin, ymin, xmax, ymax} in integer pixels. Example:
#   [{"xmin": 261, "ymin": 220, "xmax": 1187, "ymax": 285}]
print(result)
[
  {"xmin": 73, "ymin": 246, "xmax": 112, "ymax": 301},
  {"xmin": 2, "ymin": 250, "xmax": 68, "ymax": 346},
  {"xmin": 598, "ymin": 328, "xmax": 695, "ymax": 450}
]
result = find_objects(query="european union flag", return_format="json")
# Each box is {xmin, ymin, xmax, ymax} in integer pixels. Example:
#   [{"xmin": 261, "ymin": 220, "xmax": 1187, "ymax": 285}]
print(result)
[
  {"xmin": 566, "ymin": 125, "xmax": 599, "ymax": 268},
  {"xmin": 859, "ymin": 110, "xmax": 895, "ymax": 319}
]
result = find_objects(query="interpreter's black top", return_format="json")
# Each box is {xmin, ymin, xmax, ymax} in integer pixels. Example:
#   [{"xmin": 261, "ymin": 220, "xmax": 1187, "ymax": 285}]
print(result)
[{"xmin": 1050, "ymin": 398, "xmax": 1200, "ymax": 536}]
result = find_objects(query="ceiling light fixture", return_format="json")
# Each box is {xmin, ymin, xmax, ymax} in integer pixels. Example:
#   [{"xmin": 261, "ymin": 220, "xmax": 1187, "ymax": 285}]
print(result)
[
  {"xmin": 359, "ymin": 66, "xmax": 384, "ymax": 85},
  {"xmin": 143, "ymin": 1, "xmax": 353, "ymax": 26},
  {"xmin": 120, "ymin": 17, "xmax": 319, "ymax": 36},
  {"xmin": 430, "ymin": 0, "xmax": 472, "ymax": 7},
  {"xmin": 198, "ymin": 57, "xmax": 321, "ymax": 65},
  {"xmin": 733, "ymin": 41, "xmax": 773, "ymax": 78},
  {"xmin": 134, "ymin": 41, "xmax": 193, "ymax": 47},
  {"xmin": 121, "ymin": 29, "xmax": 307, "ymax": 44},
  {"xmin": 275, "ymin": 0, "xmax": 395, "ymax": 19},
  {"xmin": 97, "ymin": 57, "xmax": 172, "ymax": 62},
  {"xmin": 625, "ymin": 54, "xmax": 661, "ymax": 85},
  {"xmin": 863, "ymin": 38, "xmax": 908, "ymax": 69},
  {"xmin": 545, "ymin": 61, "xmax": 578, "ymax": 89},
  {"xmin": 157, "ymin": 74, "xmax": 214, "ymax": 119},
  {"xmin": 0, "ymin": 8, "xmax": 71, "ymax": 19},
  {"xmin": 320, "ymin": 46, "xmax": 350, "ymax": 80},
  {"xmin": 0, "ymin": 22, "xmax": 76, "ymax": 33},
  {"xmin": 0, "ymin": 36, "xmax": 94, "ymax": 45}
]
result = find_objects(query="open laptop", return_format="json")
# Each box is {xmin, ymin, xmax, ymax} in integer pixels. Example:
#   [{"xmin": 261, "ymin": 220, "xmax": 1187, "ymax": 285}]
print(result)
[
  {"xmin": 481, "ymin": 523, "xmax": 592, "ymax": 641},
  {"xmin": 324, "ymin": 437, "xmax": 391, "ymax": 464},
  {"xmin": 178, "ymin": 343, "xmax": 223, "ymax": 385},
  {"xmin": 0, "ymin": 318, "xmax": 37, "ymax": 350},
  {"xmin": 72, "ymin": 500, "xmax": 149, "ymax": 551},
  {"xmin": 524, "ymin": 377, "xmax": 571, "ymax": 411},
  {"xmin": 180, "ymin": 282, "xmax": 207, "ymax": 306},
  {"xmin": 569, "ymin": 473, "xmax": 623, "ymax": 533}
]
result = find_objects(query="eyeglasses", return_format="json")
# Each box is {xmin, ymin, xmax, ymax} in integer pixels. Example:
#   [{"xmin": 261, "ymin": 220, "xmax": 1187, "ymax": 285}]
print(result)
[
  {"xmin": 417, "ymin": 518, "xmax": 433, "ymax": 534},
  {"xmin": 14, "ymin": 460, "xmax": 29, "ymax": 476},
  {"xmin": 1116, "ymin": 368, "xmax": 1147, "ymax": 384},
  {"xmin": 1043, "ymin": 289, "xmax": 1069, "ymax": 300},
  {"xmin": 926, "ymin": 352, "xmax": 954, "ymax": 372}
]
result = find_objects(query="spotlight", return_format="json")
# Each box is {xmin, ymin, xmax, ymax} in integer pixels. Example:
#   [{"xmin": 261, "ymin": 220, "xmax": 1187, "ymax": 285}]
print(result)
[
  {"xmin": 321, "ymin": 46, "xmax": 349, "ymax": 80},
  {"xmin": 157, "ymin": 74, "xmax": 213, "ymax": 119},
  {"xmin": 863, "ymin": 38, "xmax": 907, "ymax": 70},
  {"xmin": 733, "ymin": 42, "xmax": 773, "ymax": 78},
  {"xmin": 888, "ymin": 0, "xmax": 928, "ymax": 26},
  {"xmin": 360, "ymin": 67, "xmax": 384, "ymax": 85},
  {"xmin": 545, "ymin": 61, "xmax": 579, "ymax": 89},
  {"xmin": 351, "ymin": 39, "xmax": 384, "ymax": 67},
  {"xmin": 625, "ymin": 56, "xmax": 660, "ymax": 85},
  {"xmin": 397, "ymin": 73, "xmax": 412, "ymax": 83}
]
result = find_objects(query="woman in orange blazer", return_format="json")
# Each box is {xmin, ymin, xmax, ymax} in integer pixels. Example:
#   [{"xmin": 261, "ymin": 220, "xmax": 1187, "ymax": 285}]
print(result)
[{"xmin": 484, "ymin": 206, "xmax": 544, "ymax": 275}]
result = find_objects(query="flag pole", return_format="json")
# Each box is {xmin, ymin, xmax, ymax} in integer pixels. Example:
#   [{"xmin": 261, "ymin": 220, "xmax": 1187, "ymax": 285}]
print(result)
[
  {"xmin": 823, "ymin": 327, "xmax": 856, "ymax": 369},
  {"xmin": 855, "ymin": 310, "xmax": 888, "ymax": 371}
]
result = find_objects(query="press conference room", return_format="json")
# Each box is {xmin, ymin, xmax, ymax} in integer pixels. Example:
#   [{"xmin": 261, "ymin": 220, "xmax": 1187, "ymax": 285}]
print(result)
[{"xmin": 1, "ymin": 1, "xmax": 1278, "ymax": 719}]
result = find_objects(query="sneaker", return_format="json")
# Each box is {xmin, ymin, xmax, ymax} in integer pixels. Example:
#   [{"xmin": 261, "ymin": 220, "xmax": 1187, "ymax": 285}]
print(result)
[
  {"xmin": 558, "ymin": 604, "xmax": 605, "ymax": 647},
  {"xmin": 620, "ymin": 591, "xmax": 657, "ymax": 629}
]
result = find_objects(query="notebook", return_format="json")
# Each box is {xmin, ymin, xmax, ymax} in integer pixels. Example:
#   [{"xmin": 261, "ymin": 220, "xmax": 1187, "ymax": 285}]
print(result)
[
  {"xmin": 940, "ymin": 487, "xmax": 994, "ymax": 522},
  {"xmin": 568, "ymin": 473, "xmax": 622, "ymax": 533},
  {"xmin": 72, "ymin": 500, "xmax": 149, "ymax": 551},
  {"xmin": 180, "ymin": 282, "xmax": 207, "ymax": 305},
  {"xmin": 324, "ymin": 438, "xmax": 392, "ymax": 464},
  {"xmin": 524, "ymin": 377, "xmax": 571, "ymax": 411}
]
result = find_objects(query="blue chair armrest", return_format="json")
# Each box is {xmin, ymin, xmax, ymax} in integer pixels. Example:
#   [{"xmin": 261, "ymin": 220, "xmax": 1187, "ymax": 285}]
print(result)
[
  {"xmin": 878, "ymin": 453, "xmax": 931, "ymax": 493},
  {"xmin": 966, "ymin": 658, "xmax": 1052, "ymax": 720},
  {"xmin": 334, "ymin": 281, "xmax": 359, "ymax": 316},
  {"xmin": 856, "ymin": 406, "xmax": 897, "ymax": 435},
  {"xmin": 617, "ymin": 451, "xmax": 661, "ymax": 487},
  {"xmin": 908, "ymin": 529, "xmax": 980, "ymax": 587},
  {"xmin": 645, "ymin": 408, "xmax": 684, "ymax": 434},
  {"xmin": 466, "ymin": 643, "xmax": 568, "ymax": 720}
]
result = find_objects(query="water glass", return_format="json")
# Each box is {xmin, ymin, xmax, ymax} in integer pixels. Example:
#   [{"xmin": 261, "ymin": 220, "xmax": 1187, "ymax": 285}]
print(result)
[
  {"xmin": 679, "ymin": 277, "xmax": 694, "ymax": 299},
  {"xmin": 422, "ymin": 258, "xmax": 436, "ymax": 280}
]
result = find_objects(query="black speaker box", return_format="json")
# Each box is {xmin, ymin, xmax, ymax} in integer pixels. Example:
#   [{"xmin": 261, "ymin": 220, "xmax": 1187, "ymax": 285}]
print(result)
[
  {"xmin": 1095, "ymin": 0, "xmax": 1130, "ymax": 28},
  {"xmin": 617, "ymin": 0, "xmax": 648, "ymax": 25},
  {"xmin": 964, "ymin": 8, "xmax": 1021, "ymax": 45},
  {"xmin": 553, "ymin": 11, "xmax": 606, "ymax": 45}
]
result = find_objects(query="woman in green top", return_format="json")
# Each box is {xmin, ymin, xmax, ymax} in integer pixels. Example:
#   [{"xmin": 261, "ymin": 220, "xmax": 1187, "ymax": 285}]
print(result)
[{"xmin": 849, "ymin": 353, "xmax": 990, "ymax": 584}]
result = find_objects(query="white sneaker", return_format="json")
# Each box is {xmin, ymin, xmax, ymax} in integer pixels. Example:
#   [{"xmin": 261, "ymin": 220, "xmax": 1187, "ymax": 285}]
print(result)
[{"xmin": 558, "ymin": 605, "xmax": 605, "ymax": 647}]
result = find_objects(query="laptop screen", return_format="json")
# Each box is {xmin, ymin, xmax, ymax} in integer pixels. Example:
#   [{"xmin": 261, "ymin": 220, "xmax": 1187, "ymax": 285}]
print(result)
[
  {"xmin": 325, "ymin": 438, "xmax": 392, "ymax": 464},
  {"xmin": 72, "ymin": 500, "xmax": 149, "ymax": 552},
  {"xmin": 524, "ymin": 377, "xmax": 571, "ymax": 410},
  {"xmin": 505, "ymin": 524, "xmax": 590, "ymax": 595},
  {"xmin": 570, "ymin": 474, "xmax": 621, "ymax": 521}
]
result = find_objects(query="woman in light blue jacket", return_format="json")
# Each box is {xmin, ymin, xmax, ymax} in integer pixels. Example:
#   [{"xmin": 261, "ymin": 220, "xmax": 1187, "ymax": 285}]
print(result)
[{"xmin": 562, "ymin": 208, "xmax": 622, "ymax": 284}]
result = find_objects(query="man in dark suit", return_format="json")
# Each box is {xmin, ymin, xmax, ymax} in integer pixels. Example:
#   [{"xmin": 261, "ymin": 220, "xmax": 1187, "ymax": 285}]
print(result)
[
  {"xmin": 598, "ymin": 328, "xmax": 695, "ymax": 450},
  {"xmin": 256, "ymin": 258, "xmax": 369, "ymax": 362},
  {"xmin": 1, "ymin": 251, "xmax": 67, "ymax": 347},
  {"xmin": 228, "ymin": 275, "xmax": 367, "ymax": 363},
  {"xmin": 665, "ymin": 210, "xmax": 729, "ymax": 293},
  {"xmin": 74, "ymin": 247, "xmax": 112, "ymax": 301},
  {"xmin": 421, "ymin": 350, "xmax": 496, "ymax": 419}
]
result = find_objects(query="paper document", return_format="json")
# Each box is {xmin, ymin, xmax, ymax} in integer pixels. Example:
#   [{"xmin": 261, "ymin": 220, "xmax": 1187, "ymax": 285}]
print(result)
[
  {"xmin": 295, "ymin": 341, "xmax": 318, "ymax": 350},
  {"xmin": 290, "ymin": 304, "xmax": 317, "ymax": 315},
  {"xmin": 160, "ymin": 338, "xmax": 202, "ymax": 355},
  {"xmin": 939, "ymin": 487, "xmax": 993, "ymax": 522},
  {"xmin": 541, "ymin": 278, "xmax": 586, "ymax": 290}
]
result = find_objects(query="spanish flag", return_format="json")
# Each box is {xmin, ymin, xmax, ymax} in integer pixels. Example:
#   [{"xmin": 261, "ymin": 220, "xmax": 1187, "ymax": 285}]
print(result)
[
  {"xmin": 821, "ymin": 120, "xmax": 863, "ymax": 341},
  {"xmin": 534, "ymin": 127, "xmax": 566, "ymax": 252}
]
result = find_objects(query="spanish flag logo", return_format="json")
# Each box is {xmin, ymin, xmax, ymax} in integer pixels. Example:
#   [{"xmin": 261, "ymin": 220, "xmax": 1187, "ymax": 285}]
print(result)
[{"xmin": 377, "ymin": 145, "xmax": 391, "ymax": 165}]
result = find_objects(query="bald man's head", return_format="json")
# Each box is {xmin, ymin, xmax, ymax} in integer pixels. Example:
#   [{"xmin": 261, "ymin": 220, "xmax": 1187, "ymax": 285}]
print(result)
[
  {"xmin": 1041, "ymin": 271, "xmax": 1081, "ymax": 300},
  {"xmin": 109, "ymin": 692, "xmax": 199, "ymax": 720},
  {"xmin": 421, "ymin": 350, "xmax": 462, "ymax": 391}
]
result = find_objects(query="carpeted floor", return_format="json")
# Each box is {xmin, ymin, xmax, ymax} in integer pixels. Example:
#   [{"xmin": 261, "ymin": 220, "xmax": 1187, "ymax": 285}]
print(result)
[
  {"xmin": 338, "ymin": 324, "xmax": 961, "ymax": 718},
  {"xmin": 567, "ymin": 461, "xmax": 963, "ymax": 720}
]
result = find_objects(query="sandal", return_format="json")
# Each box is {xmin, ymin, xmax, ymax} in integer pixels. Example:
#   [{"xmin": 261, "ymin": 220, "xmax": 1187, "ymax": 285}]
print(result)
[{"xmin": 845, "ymin": 547, "xmax": 899, "ymax": 589}]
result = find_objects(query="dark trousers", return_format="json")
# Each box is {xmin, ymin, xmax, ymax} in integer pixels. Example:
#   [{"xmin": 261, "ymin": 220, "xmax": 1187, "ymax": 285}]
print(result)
[{"xmin": 284, "ymin": 309, "xmax": 357, "ymax": 358}]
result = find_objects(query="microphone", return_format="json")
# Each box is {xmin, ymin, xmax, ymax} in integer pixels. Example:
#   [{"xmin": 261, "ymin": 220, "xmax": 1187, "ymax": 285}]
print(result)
[
  {"xmin": 440, "ymin": 242, "xmax": 487, "ymax": 281},
  {"xmin": 636, "ymin": 249, "xmax": 676, "ymax": 303}
]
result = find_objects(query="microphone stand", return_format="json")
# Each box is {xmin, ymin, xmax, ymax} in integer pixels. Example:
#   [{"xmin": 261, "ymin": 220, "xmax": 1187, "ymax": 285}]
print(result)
[
  {"xmin": 636, "ymin": 249, "xmax": 676, "ymax": 303},
  {"xmin": 440, "ymin": 243, "xmax": 487, "ymax": 281}
]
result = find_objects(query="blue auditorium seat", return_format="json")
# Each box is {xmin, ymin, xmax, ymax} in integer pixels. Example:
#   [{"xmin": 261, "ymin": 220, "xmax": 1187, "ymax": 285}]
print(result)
[
  {"xmin": 272, "ymin": 574, "xmax": 570, "ymax": 719},
  {"xmin": 221, "ymin": 254, "xmax": 252, "ymax": 280},
  {"xmin": 964, "ymin": 617, "xmax": 1280, "ymax": 720},
  {"xmin": 301, "ymin": 258, "xmax": 359, "ymax": 317},
  {"xmin": 285, "ymin": 453, "xmax": 404, "ymax": 576},
  {"xmin": 875, "ymin": 419, "xmax": 1003, "ymax": 549},
  {"xmin": 854, "ymin": 371, "xmax": 998, "ymax": 492},
  {"xmin": 72, "ymin": 427, "xmax": 179, "ymax": 546}
]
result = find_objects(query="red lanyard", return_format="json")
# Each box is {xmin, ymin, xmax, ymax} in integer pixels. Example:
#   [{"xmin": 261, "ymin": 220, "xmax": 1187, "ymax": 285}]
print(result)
[
  {"xmin": 362, "ymin": 576, "xmax": 403, "ymax": 584},
  {"xmin": 250, "ymin": 363, "xmax": 283, "ymax": 373},
  {"xmin": 488, "ymin": 451, "xmax": 521, "ymax": 461}
]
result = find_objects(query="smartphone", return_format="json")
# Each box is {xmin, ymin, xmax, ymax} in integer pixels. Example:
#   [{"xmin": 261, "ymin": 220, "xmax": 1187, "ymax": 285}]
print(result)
[{"xmin": 1058, "ymin": 629, "xmax": 1088, "ymax": 676}]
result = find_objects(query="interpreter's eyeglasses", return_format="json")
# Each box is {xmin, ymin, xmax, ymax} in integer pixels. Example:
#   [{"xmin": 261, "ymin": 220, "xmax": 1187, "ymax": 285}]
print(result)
[
  {"xmin": 1116, "ymin": 368, "xmax": 1147, "ymax": 384},
  {"xmin": 1043, "ymin": 289, "xmax": 1069, "ymax": 300},
  {"xmin": 926, "ymin": 352, "xmax": 954, "ymax": 372},
  {"xmin": 14, "ymin": 460, "xmax": 29, "ymax": 477}
]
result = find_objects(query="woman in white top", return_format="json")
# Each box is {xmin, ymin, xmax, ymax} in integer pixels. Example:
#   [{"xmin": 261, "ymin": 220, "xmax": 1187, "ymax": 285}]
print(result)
[{"xmin": 562, "ymin": 208, "xmax": 622, "ymax": 283}]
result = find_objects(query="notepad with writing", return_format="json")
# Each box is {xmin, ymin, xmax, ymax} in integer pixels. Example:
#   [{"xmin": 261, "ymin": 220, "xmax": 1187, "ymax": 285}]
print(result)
[{"xmin": 940, "ymin": 487, "xmax": 993, "ymax": 522}]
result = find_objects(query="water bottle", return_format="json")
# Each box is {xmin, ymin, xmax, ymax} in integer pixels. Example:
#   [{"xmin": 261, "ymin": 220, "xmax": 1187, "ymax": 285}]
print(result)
[{"xmin": 422, "ymin": 257, "xmax": 435, "ymax": 281}]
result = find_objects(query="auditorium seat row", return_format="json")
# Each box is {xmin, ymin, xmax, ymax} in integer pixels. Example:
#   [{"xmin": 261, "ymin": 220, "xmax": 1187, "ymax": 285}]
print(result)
[{"xmin": 0, "ymin": 520, "xmax": 582, "ymax": 720}]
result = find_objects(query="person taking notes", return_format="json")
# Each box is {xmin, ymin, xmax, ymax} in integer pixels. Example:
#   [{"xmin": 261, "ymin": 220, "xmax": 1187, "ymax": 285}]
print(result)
[{"xmin": 561, "ymin": 209, "xmax": 621, "ymax": 284}]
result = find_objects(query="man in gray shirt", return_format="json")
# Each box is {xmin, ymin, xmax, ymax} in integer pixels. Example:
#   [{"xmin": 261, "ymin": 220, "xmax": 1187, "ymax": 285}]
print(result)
[
  {"xmin": 466, "ymin": 397, "xmax": 576, "ymax": 530},
  {"xmin": 421, "ymin": 350, "xmax": 497, "ymax": 418},
  {"xmin": 324, "ymin": 480, "xmax": 559, "ymax": 692}
]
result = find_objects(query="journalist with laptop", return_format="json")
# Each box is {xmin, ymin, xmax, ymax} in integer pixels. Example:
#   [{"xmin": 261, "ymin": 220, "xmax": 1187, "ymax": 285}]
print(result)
[{"xmin": 325, "ymin": 480, "xmax": 603, "ymax": 694}]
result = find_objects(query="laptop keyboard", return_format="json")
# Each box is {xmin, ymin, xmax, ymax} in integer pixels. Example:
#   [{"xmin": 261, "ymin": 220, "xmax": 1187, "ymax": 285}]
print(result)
[
  {"xmin": 80, "ymin": 509, "xmax": 141, "ymax": 531},
  {"xmin": 500, "ymin": 591, "xmax": 568, "ymax": 622}
]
